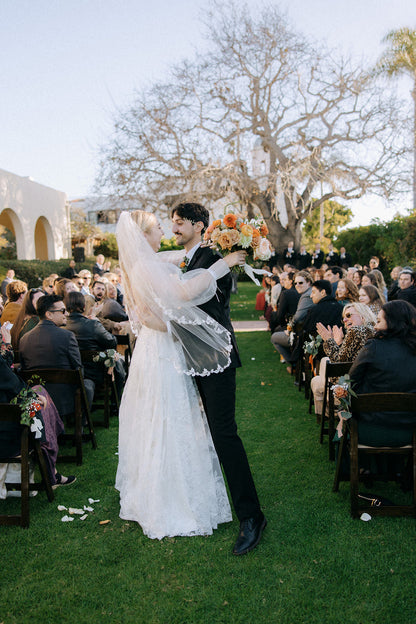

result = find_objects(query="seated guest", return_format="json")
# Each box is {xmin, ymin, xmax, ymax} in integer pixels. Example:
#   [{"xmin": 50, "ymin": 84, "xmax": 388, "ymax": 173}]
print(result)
[
  {"xmin": 352, "ymin": 269, "xmax": 365, "ymax": 289},
  {"xmin": 269, "ymin": 272, "xmax": 300, "ymax": 334},
  {"xmin": 387, "ymin": 265, "xmax": 403, "ymax": 301},
  {"xmin": 349, "ymin": 300, "xmax": 416, "ymax": 446},
  {"xmin": 0, "ymin": 336, "xmax": 75, "ymax": 488},
  {"xmin": 395, "ymin": 268, "xmax": 416, "ymax": 307},
  {"xmin": 302, "ymin": 280, "xmax": 344, "ymax": 339},
  {"xmin": 1, "ymin": 269, "xmax": 15, "ymax": 300},
  {"xmin": 311, "ymin": 303, "xmax": 376, "ymax": 416},
  {"xmin": 271, "ymin": 270, "xmax": 313, "ymax": 366},
  {"xmin": 10, "ymin": 288, "xmax": 44, "ymax": 351},
  {"xmin": 335, "ymin": 278, "xmax": 359, "ymax": 306},
  {"xmin": 359, "ymin": 284, "xmax": 384, "ymax": 316},
  {"xmin": 54, "ymin": 277, "xmax": 79, "ymax": 298},
  {"xmin": 0, "ymin": 280, "xmax": 28, "ymax": 325},
  {"xmin": 42, "ymin": 277, "xmax": 55, "ymax": 295},
  {"xmin": 368, "ymin": 256, "xmax": 380, "ymax": 270},
  {"xmin": 324, "ymin": 266, "xmax": 344, "ymax": 297},
  {"xmin": 65, "ymin": 292, "xmax": 125, "ymax": 400},
  {"xmin": 93, "ymin": 254, "xmax": 105, "ymax": 277},
  {"xmin": 361, "ymin": 272, "xmax": 377, "ymax": 288},
  {"xmin": 369, "ymin": 269, "xmax": 388, "ymax": 301},
  {"xmin": 19, "ymin": 295, "xmax": 94, "ymax": 417},
  {"xmin": 86, "ymin": 281, "xmax": 127, "ymax": 333},
  {"xmin": 78, "ymin": 269, "xmax": 92, "ymax": 296}
]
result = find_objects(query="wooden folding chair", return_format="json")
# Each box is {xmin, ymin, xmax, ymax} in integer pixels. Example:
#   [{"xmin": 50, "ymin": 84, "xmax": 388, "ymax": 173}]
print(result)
[
  {"xmin": 116, "ymin": 334, "xmax": 131, "ymax": 377},
  {"xmin": 333, "ymin": 393, "xmax": 416, "ymax": 518},
  {"xmin": 319, "ymin": 361, "xmax": 353, "ymax": 460},
  {"xmin": 80, "ymin": 350, "xmax": 120, "ymax": 428},
  {"xmin": 19, "ymin": 369, "xmax": 97, "ymax": 465},
  {"xmin": 0, "ymin": 404, "xmax": 54, "ymax": 527}
]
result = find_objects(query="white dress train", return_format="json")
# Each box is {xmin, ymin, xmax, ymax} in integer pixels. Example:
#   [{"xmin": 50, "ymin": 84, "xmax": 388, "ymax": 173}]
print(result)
[{"xmin": 115, "ymin": 326, "xmax": 232, "ymax": 539}]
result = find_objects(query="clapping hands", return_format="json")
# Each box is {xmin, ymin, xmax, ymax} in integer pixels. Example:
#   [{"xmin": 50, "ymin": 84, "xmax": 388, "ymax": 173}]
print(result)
[{"xmin": 316, "ymin": 323, "xmax": 344, "ymax": 345}]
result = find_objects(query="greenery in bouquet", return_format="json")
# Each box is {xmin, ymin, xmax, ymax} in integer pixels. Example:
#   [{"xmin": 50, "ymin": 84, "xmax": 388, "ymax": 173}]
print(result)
[
  {"xmin": 203, "ymin": 211, "xmax": 273, "ymax": 264},
  {"xmin": 303, "ymin": 334, "xmax": 323, "ymax": 357},
  {"xmin": 11, "ymin": 383, "xmax": 43, "ymax": 428}
]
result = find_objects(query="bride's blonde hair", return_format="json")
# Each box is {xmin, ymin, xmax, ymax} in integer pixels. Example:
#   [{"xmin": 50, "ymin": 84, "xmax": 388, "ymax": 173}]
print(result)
[{"xmin": 130, "ymin": 210, "xmax": 158, "ymax": 233}]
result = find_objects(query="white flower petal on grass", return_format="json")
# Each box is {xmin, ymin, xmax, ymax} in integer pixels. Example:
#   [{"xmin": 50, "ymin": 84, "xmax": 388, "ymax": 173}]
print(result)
[
  {"xmin": 57, "ymin": 505, "xmax": 67, "ymax": 511},
  {"xmin": 80, "ymin": 514, "xmax": 88, "ymax": 521},
  {"xmin": 83, "ymin": 505, "xmax": 94, "ymax": 512},
  {"xmin": 68, "ymin": 507, "xmax": 85, "ymax": 515},
  {"xmin": 360, "ymin": 513, "xmax": 372, "ymax": 522},
  {"xmin": 88, "ymin": 498, "xmax": 100, "ymax": 504},
  {"xmin": 251, "ymin": 358, "xmax": 255, "ymax": 360},
  {"xmin": 61, "ymin": 515, "xmax": 74, "ymax": 522}
]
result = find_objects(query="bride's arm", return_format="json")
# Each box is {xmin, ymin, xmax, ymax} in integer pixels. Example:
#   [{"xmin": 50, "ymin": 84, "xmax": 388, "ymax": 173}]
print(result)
[{"xmin": 157, "ymin": 249, "xmax": 185, "ymax": 266}]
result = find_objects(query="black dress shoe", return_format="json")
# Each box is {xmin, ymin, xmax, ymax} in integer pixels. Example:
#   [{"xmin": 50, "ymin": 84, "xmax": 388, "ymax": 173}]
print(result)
[{"xmin": 232, "ymin": 513, "xmax": 267, "ymax": 555}]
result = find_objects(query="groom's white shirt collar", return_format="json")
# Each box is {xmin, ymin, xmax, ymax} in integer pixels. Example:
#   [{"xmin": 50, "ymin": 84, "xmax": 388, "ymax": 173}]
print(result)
[{"xmin": 185, "ymin": 242, "xmax": 201, "ymax": 262}]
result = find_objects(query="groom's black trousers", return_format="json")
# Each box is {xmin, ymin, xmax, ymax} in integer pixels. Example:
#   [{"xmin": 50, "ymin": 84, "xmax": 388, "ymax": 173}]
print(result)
[{"xmin": 196, "ymin": 367, "xmax": 261, "ymax": 522}]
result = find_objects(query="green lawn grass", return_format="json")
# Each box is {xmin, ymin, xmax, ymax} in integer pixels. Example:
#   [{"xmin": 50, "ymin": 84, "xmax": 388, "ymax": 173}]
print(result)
[{"xmin": 1, "ymin": 284, "xmax": 415, "ymax": 623}]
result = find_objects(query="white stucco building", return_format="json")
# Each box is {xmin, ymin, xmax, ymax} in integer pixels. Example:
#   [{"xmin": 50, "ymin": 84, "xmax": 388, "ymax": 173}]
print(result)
[{"xmin": 0, "ymin": 168, "xmax": 71, "ymax": 260}]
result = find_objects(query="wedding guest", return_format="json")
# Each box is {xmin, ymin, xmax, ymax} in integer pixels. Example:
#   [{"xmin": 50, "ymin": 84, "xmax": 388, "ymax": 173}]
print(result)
[
  {"xmin": 1, "ymin": 269, "xmax": 15, "ymax": 300},
  {"xmin": 369, "ymin": 269, "xmax": 387, "ymax": 300},
  {"xmin": 324, "ymin": 266, "xmax": 344, "ymax": 297},
  {"xmin": 19, "ymin": 295, "xmax": 94, "ymax": 416},
  {"xmin": 0, "ymin": 280, "xmax": 28, "ymax": 325},
  {"xmin": 387, "ymin": 266, "xmax": 403, "ymax": 301},
  {"xmin": 54, "ymin": 278, "xmax": 79, "ymax": 298},
  {"xmin": 352, "ymin": 269, "xmax": 365, "ymax": 289},
  {"xmin": 325, "ymin": 244, "xmax": 339, "ymax": 267},
  {"xmin": 10, "ymin": 288, "xmax": 44, "ymax": 350},
  {"xmin": 0, "ymin": 335, "xmax": 75, "ymax": 488},
  {"xmin": 311, "ymin": 243, "xmax": 324, "ymax": 268},
  {"xmin": 368, "ymin": 256, "xmax": 380, "ymax": 270},
  {"xmin": 271, "ymin": 270, "xmax": 313, "ymax": 366},
  {"xmin": 349, "ymin": 300, "xmax": 416, "ymax": 446},
  {"xmin": 361, "ymin": 272, "xmax": 377, "ymax": 288},
  {"xmin": 302, "ymin": 280, "xmax": 344, "ymax": 339},
  {"xmin": 339, "ymin": 247, "xmax": 352, "ymax": 269},
  {"xmin": 65, "ymin": 292, "xmax": 125, "ymax": 400},
  {"xmin": 42, "ymin": 277, "xmax": 55, "ymax": 295},
  {"xmin": 297, "ymin": 244, "xmax": 311, "ymax": 270},
  {"xmin": 281, "ymin": 241, "xmax": 297, "ymax": 265},
  {"xmin": 335, "ymin": 279, "xmax": 359, "ymax": 306},
  {"xmin": 269, "ymin": 272, "xmax": 300, "ymax": 334},
  {"xmin": 93, "ymin": 254, "xmax": 105, "ymax": 277},
  {"xmin": 359, "ymin": 285, "xmax": 384, "ymax": 316},
  {"xmin": 311, "ymin": 303, "xmax": 376, "ymax": 416},
  {"xmin": 62, "ymin": 259, "xmax": 77, "ymax": 279},
  {"xmin": 78, "ymin": 269, "xmax": 92, "ymax": 296},
  {"xmin": 395, "ymin": 268, "xmax": 416, "ymax": 307}
]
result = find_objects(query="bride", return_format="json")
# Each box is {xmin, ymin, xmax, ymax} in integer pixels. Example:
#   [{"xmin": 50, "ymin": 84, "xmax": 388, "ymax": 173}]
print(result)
[{"xmin": 115, "ymin": 210, "xmax": 245, "ymax": 539}]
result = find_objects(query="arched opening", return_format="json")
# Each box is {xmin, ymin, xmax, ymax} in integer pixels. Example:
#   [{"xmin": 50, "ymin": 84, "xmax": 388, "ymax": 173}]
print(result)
[
  {"xmin": 0, "ymin": 208, "xmax": 23, "ymax": 259},
  {"xmin": 35, "ymin": 216, "xmax": 53, "ymax": 260}
]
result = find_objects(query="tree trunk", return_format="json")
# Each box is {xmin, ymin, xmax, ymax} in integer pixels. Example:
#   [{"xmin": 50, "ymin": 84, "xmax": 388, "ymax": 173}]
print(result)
[
  {"xmin": 255, "ymin": 193, "xmax": 303, "ymax": 253},
  {"xmin": 413, "ymin": 82, "xmax": 416, "ymax": 213}
]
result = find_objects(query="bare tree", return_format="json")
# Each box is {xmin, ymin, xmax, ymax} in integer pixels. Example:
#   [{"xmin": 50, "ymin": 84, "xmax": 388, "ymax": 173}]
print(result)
[{"xmin": 97, "ymin": 2, "xmax": 409, "ymax": 251}]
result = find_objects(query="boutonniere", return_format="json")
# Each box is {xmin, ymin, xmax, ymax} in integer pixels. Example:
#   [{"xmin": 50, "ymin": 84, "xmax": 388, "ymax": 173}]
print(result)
[{"xmin": 180, "ymin": 257, "xmax": 190, "ymax": 273}]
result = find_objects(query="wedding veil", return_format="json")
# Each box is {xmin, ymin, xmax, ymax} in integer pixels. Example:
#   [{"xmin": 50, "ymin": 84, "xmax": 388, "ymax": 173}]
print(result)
[{"xmin": 116, "ymin": 211, "xmax": 232, "ymax": 376}]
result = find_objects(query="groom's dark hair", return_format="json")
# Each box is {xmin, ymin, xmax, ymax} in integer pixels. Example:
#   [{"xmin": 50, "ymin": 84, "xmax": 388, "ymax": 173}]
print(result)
[{"xmin": 171, "ymin": 202, "xmax": 210, "ymax": 233}]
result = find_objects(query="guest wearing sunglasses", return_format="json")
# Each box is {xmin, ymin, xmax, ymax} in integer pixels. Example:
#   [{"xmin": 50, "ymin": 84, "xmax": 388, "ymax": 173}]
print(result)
[
  {"xmin": 19, "ymin": 295, "xmax": 94, "ymax": 416},
  {"xmin": 271, "ymin": 270, "xmax": 313, "ymax": 366},
  {"xmin": 310, "ymin": 303, "xmax": 376, "ymax": 417}
]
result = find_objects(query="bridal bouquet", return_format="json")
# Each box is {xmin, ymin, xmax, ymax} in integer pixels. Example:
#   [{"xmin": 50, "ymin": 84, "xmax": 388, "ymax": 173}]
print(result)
[{"xmin": 203, "ymin": 212, "xmax": 273, "ymax": 284}]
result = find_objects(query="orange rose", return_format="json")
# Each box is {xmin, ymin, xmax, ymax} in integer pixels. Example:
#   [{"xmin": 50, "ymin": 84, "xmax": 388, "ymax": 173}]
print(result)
[
  {"xmin": 210, "ymin": 227, "xmax": 222, "ymax": 244},
  {"xmin": 212, "ymin": 219, "xmax": 221, "ymax": 228},
  {"xmin": 240, "ymin": 223, "xmax": 253, "ymax": 237},
  {"xmin": 223, "ymin": 213, "xmax": 238, "ymax": 228},
  {"xmin": 260, "ymin": 223, "xmax": 269, "ymax": 236},
  {"xmin": 252, "ymin": 228, "xmax": 261, "ymax": 238},
  {"xmin": 333, "ymin": 386, "xmax": 348, "ymax": 399},
  {"xmin": 217, "ymin": 231, "xmax": 235, "ymax": 249}
]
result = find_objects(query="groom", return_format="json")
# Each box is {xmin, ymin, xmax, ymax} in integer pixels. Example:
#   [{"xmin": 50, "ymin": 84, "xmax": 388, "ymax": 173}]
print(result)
[{"xmin": 171, "ymin": 202, "xmax": 266, "ymax": 555}]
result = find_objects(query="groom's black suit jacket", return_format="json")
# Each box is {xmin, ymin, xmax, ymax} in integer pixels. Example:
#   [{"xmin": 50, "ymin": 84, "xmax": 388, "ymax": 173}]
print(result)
[{"xmin": 186, "ymin": 246, "xmax": 241, "ymax": 368}]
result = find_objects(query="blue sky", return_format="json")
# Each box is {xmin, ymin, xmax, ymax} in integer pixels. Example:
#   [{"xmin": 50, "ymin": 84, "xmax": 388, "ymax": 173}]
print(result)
[{"xmin": 1, "ymin": 0, "xmax": 415, "ymax": 226}]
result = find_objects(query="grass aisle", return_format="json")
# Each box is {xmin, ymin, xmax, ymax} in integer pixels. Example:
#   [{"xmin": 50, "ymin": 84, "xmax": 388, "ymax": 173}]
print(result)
[{"xmin": 1, "ymin": 284, "xmax": 415, "ymax": 623}]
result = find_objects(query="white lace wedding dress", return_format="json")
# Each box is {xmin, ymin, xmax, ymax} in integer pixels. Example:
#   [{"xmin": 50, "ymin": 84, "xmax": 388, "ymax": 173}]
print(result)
[
  {"xmin": 115, "ymin": 327, "xmax": 232, "ymax": 539},
  {"xmin": 115, "ymin": 211, "xmax": 233, "ymax": 539}
]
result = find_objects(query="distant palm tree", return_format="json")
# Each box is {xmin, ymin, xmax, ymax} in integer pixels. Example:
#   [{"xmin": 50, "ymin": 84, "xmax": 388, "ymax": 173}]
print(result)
[{"xmin": 376, "ymin": 27, "xmax": 416, "ymax": 211}]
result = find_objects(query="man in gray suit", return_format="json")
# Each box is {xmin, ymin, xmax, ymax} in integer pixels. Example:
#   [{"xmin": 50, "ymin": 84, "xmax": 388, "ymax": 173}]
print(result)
[
  {"xmin": 271, "ymin": 270, "xmax": 313, "ymax": 365},
  {"xmin": 19, "ymin": 294, "xmax": 94, "ymax": 416}
]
